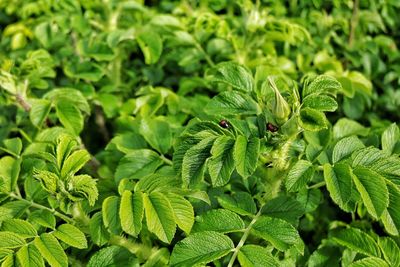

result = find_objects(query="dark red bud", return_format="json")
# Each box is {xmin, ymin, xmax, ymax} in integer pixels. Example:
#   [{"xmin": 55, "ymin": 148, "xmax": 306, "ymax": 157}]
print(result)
[
  {"xmin": 267, "ymin": 122, "xmax": 278, "ymax": 132},
  {"xmin": 219, "ymin": 120, "xmax": 229, "ymax": 129}
]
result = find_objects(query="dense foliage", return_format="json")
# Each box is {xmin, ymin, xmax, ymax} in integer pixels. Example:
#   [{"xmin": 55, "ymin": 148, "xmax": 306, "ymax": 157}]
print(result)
[{"xmin": 1, "ymin": 0, "xmax": 400, "ymax": 266}]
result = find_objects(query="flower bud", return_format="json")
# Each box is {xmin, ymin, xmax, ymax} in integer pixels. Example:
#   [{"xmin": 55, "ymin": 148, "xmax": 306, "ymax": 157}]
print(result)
[{"xmin": 269, "ymin": 78, "xmax": 291, "ymax": 124}]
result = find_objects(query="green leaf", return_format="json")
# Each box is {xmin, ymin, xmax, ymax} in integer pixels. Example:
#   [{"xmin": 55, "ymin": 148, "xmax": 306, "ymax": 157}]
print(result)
[
  {"xmin": 332, "ymin": 136, "xmax": 365, "ymax": 163},
  {"xmin": 323, "ymin": 163, "xmax": 353, "ymax": 208},
  {"xmin": 0, "ymin": 232, "xmax": 25, "ymax": 248},
  {"xmin": 63, "ymin": 60, "xmax": 104, "ymax": 81},
  {"xmin": 381, "ymin": 182, "xmax": 400, "ymax": 236},
  {"xmin": 296, "ymin": 189, "xmax": 322, "ymax": 213},
  {"xmin": 208, "ymin": 136, "xmax": 235, "ymax": 187},
  {"xmin": 115, "ymin": 149, "xmax": 164, "ymax": 183},
  {"xmin": 252, "ymin": 216, "xmax": 304, "ymax": 253},
  {"xmin": 212, "ymin": 62, "xmax": 254, "ymax": 92},
  {"xmin": 56, "ymin": 134, "xmax": 77, "ymax": 169},
  {"xmin": 102, "ymin": 196, "xmax": 122, "ymax": 235},
  {"xmin": 331, "ymin": 227, "xmax": 380, "ymax": 257},
  {"xmin": 143, "ymin": 192, "xmax": 176, "ymax": 243},
  {"xmin": 2, "ymin": 138, "xmax": 22, "ymax": 156},
  {"xmin": 261, "ymin": 196, "xmax": 304, "ymax": 225},
  {"xmin": 135, "ymin": 174, "xmax": 180, "ymax": 193},
  {"xmin": 61, "ymin": 149, "xmax": 90, "ymax": 178},
  {"xmin": 233, "ymin": 136, "xmax": 260, "ymax": 179},
  {"xmin": 382, "ymin": 123, "xmax": 399, "ymax": 153},
  {"xmin": 192, "ymin": 209, "xmax": 245, "ymax": 233},
  {"xmin": 119, "ymin": 191, "xmax": 144, "ymax": 237},
  {"xmin": 1, "ymin": 219, "xmax": 37, "ymax": 238},
  {"xmin": 303, "ymin": 75, "xmax": 342, "ymax": 97},
  {"xmin": 34, "ymin": 233, "xmax": 68, "ymax": 267},
  {"xmin": 44, "ymin": 88, "xmax": 90, "ymax": 114},
  {"xmin": 167, "ymin": 193, "xmax": 194, "ymax": 235},
  {"xmin": 53, "ymin": 224, "xmax": 88, "ymax": 249},
  {"xmin": 298, "ymin": 107, "xmax": 328, "ymax": 132},
  {"xmin": 352, "ymin": 166, "xmax": 389, "ymax": 219},
  {"xmin": 351, "ymin": 147, "xmax": 389, "ymax": 167},
  {"xmin": 346, "ymin": 71, "xmax": 372, "ymax": 95},
  {"xmin": 333, "ymin": 119, "xmax": 368, "ymax": 140},
  {"xmin": 16, "ymin": 245, "xmax": 44, "ymax": 267},
  {"xmin": 285, "ymin": 160, "xmax": 314, "ymax": 192},
  {"xmin": 139, "ymin": 118, "xmax": 172, "ymax": 154},
  {"xmin": 68, "ymin": 174, "xmax": 98, "ymax": 206},
  {"xmin": 29, "ymin": 210, "xmax": 56, "ymax": 229},
  {"xmin": 137, "ymin": 31, "xmax": 163, "ymax": 64},
  {"xmin": 170, "ymin": 231, "xmax": 234, "ymax": 266},
  {"xmin": 1, "ymin": 253, "xmax": 15, "ymax": 266},
  {"xmin": 349, "ymin": 257, "xmax": 389, "ymax": 267},
  {"xmin": 87, "ymin": 246, "xmax": 138, "ymax": 267},
  {"xmin": 182, "ymin": 136, "xmax": 215, "ymax": 187},
  {"xmin": 378, "ymin": 237, "xmax": 400, "ymax": 267},
  {"xmin": 308, "ymin": 245, "xmax": 341, "ymax": 267},
  {"xmin": 0, "ymin": 156, "xmax": 21, "ymax": 192},
  {"xmin": 29, "ymin": 99, "xmax": 51, "ymax": 128},
  {"xmin": 55, "ymin": 101, "xmax": 83, "ymax": 135},
  {"xmin": 217, "ymin": 192, "xmax": 257, "ymax": 216},
  {"xmin": 33, "ymin": 169, "xmax": 58, "ymax": 193},
  {"xmin": 108, "ymin": 133, "xmax": 147, "ymax": 153},
  {"xmin": 368, "ymin": 156, "xmax": 400, "ymax": 185},
  {"xmin": 302, "ymin": 94, "xmax": 338, "ymax": 112},
  {"xmin": 205, "ymin": 91, "xmax": 260, "ymax": 116},
  {"xmin": 89, "ymin": 212, "xmax": 109, "ymax": 246},
  {"xmin": 237, "ymin": 245, "xmax": 280, "ymax": 267}
]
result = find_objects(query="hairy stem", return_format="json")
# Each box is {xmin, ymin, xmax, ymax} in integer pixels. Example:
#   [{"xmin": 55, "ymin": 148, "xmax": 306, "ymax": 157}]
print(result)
[
  {"xmin": 15, "ymin": 93, "xmax": 31, "ymax": 112},
  {"xmin": 9, "ymin": 193, "xmax": 74, "ymax": 224},
  {"xmin": 227, "ymin": 209, "xmax": 263, "ymax": 267},
  {"xmin": 109, "ymin": 235, "xmax": 156, "ymax": 260}
]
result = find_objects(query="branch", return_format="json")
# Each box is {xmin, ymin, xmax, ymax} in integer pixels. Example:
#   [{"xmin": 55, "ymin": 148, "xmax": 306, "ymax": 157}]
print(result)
[
  {"xmin": 94, "ymin": 105, "xmax": 110, "ymax": 143},
  {"xmin": 15, "ymin": 93, "xmax": 31, "ymax": 112},
  {"xmin": 348, "ymin": 0, "xmax": 359, "ymax": 47}
]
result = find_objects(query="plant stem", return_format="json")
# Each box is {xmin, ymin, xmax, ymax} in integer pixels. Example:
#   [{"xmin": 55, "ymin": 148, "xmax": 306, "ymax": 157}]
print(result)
[
  {"xmin": 307, "ymin": 181, "xmax": 326, "ymax": 189},
  {"xmin": 348, "ymin": 0, "xmax": 359, "ymax": 47},
  {"xmin": 227, "ymin": 209, "xmax": 262, "ymax": 267},
  {"xmin": 195, "ymin": 42, "xmax": 215, "ymax": 67},
  {"xmin": 160, "ymin": 154, "xmax": 173, "ymax": 165},
  {"xmin": 9, "ymin": 193, "xmax": 74, "ymax": 224},
  {"xmin": 109, "ymin": 235, "xmax": 154, "ymax": 260},
  {"xmin": 15, "ymin": 93, "xmax": 31, "ymax": 112},
  {"xmin": 94, "ymin": 105, "xmax": 110, "ymax": 143}
]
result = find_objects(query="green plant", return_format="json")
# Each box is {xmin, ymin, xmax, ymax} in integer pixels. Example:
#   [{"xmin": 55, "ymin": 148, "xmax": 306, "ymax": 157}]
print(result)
[{"xmin": 0, "ymin": 1, "xmax": 400, "ymax": 266}]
